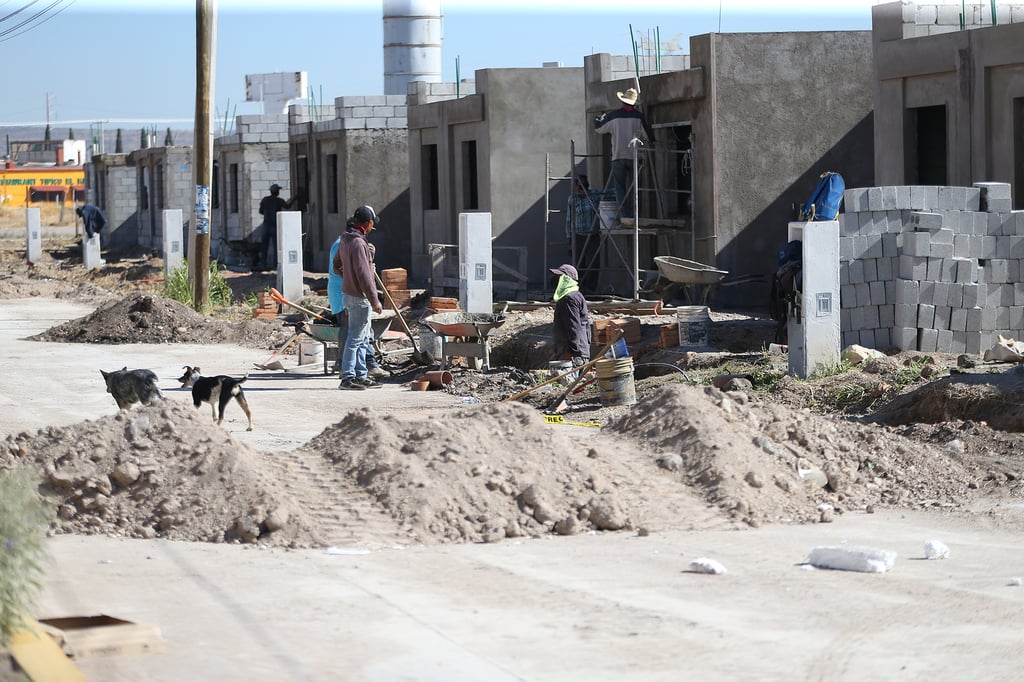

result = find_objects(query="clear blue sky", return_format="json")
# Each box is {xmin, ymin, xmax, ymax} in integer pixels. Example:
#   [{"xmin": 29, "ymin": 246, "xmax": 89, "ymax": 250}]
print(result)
[{"xmin": 0, "ymin": 0, "xmax": 881, "ymax": 129}]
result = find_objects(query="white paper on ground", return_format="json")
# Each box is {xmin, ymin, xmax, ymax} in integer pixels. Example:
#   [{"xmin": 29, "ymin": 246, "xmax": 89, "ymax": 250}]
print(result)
[
  {"xmin": 924, "ymin": 539, "xmax": 950, "ymax": 560},
  {"xmin": 807, "ymin": 545, "xmax": 897, "ymax": 573},
  {"xmin": 688, "ymin": 557, "xmax": 727, "ymax": 575}
]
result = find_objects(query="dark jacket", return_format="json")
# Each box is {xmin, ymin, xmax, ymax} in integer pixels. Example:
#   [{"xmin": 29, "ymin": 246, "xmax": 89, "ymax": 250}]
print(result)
[
  {"xmin": 338, "ymin": 229, "xmax": 378, "ymax": 303},
  {"xmin": 78, "ymin": 204, "xmax": 107, "ymax": 238},
  {"xmin": 553, "ymin": 290, "xmax": 591, "ymax": 360},
  {"xmin": 259, "ymin": 195, "xmax": 290, "ymax": 228}
]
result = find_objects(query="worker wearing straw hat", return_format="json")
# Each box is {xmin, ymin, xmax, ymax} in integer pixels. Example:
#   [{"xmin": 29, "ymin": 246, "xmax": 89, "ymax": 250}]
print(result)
[{"xmin": 593, "ymin": 87, "xmax": 655, "ymax": 226}]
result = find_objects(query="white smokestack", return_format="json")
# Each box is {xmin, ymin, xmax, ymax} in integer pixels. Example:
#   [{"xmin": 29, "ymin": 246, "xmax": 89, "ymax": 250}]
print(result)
[{"xmin": 383, "ymin": 0, "xmax": 443, "ymax": 96}]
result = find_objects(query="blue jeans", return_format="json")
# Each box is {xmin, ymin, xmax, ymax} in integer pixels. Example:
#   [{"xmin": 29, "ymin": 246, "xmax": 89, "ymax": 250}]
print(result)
[
  {"xmin": 611, "ymin": 158, "xmax": 637, "ymax": 219},
  {"xmin": 334, "ymin": 310, "xmax": 379, "ymax": 373},
  {"xmin": 341, "ymin": 294, "xmax": 371, "ymax": 381}
]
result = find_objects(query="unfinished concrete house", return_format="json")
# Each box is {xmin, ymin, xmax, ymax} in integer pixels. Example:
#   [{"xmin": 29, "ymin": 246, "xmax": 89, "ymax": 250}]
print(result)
[
  {"xmin": 131, "ymin": 145, "xmax": 193, "ymax": 251},
  {"xmin": 84, "ymin": 153, "xmax": 138, "ymax": 249},
  {"xmin": 407, "ymin": 66, "xmax": 584, "ymax": 296},
  {"xmin": 287, "ymin": 95, "xmax": 411, "ymax": 272},
  {"xmin": 581, "ymin": 30, "xmax": 875, "ymax": 305},
  {"xmin": 836, "ymin": 1, "xmax": 1024, "ymax": 354},
  {"xmin": 211, "ymin": 113, "xmax": 291, "ymax": 267}
]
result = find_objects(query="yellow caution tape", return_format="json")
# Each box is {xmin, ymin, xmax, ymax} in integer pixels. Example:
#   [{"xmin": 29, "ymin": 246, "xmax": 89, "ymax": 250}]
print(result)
[{"xmin": 544, "ymin": 414, "xmax": 601, "ymax": 427}]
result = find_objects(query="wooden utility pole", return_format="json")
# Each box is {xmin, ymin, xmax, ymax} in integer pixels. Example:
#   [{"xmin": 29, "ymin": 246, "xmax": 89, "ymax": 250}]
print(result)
[{"xmin": 192, "ymin": 0, "xmax": 216, "ymax": 312}]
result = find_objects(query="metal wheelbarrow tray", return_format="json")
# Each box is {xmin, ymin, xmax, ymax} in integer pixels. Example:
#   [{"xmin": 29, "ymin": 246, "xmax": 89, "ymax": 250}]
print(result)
[
  {"xmin": 307, "ymin": 312, "xmax": 396, "ymax": 375},
  {"xmin": 422, "ymin": 312, "xmax": 507, "ymax": 371},
  {"xmin": 653, "ymin": 256, "xmax": 729, "ymax": 285}
]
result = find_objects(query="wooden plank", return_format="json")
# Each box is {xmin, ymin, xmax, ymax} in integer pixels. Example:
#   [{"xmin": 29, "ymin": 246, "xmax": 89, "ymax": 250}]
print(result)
[{"xmin": 8, "ymin": 615, "xmax": 89, "ymax": 682}]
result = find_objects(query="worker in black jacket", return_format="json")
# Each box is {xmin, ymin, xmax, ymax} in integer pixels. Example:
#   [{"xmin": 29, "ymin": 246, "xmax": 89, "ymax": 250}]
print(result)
[
  {"xmin": 550, "ymin": 263, "xmax": 592, "ymax": 368},
  {"xmin": 593, "ymin": 87, "xmax": 655, "ymax": 225}
]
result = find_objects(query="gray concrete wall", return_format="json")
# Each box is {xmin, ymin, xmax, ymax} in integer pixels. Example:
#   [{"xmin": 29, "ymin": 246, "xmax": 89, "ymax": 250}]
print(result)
[
  {"xmin": 130, "ymin": 147, "xmax": 193, "ymax": 250},
  {"xmin": 86, "ymin": 154, "xmax": 138, "ymax": 249},
  {"xmin": 407, "ymin": 67, "xmax": 585, "ymax": 286},
  {"xmin": 873, "ymin": 3, "xmax": 1024, "ymax": 206}
]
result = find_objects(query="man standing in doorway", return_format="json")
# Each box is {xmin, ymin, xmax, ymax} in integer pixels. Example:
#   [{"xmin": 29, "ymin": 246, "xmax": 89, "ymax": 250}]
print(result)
[
  {"xmin": 258, "ymin": 183, "xmax": 293, "ymax": 270},
  {"xmin": 593, "ymin": 87, "xmax": 654, "ymax": 225},
  {"xmin": 337, "ymin": 205, "xmax": 384, "ymax": 391}
]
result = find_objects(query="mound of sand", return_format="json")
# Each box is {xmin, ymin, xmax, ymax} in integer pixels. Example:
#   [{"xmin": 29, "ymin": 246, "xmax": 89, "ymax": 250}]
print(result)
[{"xmin": 30, "ymin": 291, "xmax": 291, "ymax": 348}]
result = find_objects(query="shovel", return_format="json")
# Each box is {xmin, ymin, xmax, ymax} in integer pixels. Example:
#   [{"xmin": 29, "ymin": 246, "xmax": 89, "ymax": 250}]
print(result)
[
  {"xmin": 254, "ymin": 332, "xmax": 303, "ymax": 370},
  {"xmin": 268, "ymin": 288, "xmax": 330, "ymax": 322},
  {"xmin": 373, "ymin": 270, "xmax": 434, "ymax": 366}
]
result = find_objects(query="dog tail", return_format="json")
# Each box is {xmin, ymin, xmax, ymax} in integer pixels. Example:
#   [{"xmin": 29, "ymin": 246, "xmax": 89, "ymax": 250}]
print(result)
[{"xmin": 238, "ymin": 373, "xmax": 249, "ymax": 385}]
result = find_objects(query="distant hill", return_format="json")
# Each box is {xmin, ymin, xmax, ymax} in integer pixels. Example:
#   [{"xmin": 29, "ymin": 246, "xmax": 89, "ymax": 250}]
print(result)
[{"xmin": 2, "ymin": 125, "xmax": 195, "ymax": 159}]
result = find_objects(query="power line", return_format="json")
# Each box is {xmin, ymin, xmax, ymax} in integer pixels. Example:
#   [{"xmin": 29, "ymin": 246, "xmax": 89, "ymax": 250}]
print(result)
[{"xmin": 0, "ymin": 0, "xmax": 75, "ymax": 44}]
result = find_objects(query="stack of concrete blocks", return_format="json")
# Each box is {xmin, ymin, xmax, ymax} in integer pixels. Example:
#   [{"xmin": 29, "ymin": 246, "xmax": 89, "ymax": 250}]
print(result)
[
  {"xmin": 407, "ymin": 80, "xmax": 477, "ymax": 106},
  {"xmin": 899, "ymin": 1, "xmax": 1024, "ymax": 39},
  {"xmin": 332, "ymin": 95, "xmax": 410, "ymax": 130},
  {"xmin": 586, "ymin": 54, "xmax": 690, "ymax": 83},
  {"xmin": 839, "ymin": 182, "xmax": 1023, "ymax": 354}
]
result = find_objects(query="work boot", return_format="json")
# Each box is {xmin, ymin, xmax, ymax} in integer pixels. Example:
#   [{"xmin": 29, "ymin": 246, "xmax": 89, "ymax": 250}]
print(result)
[
  {"xmin": 357, "ymin": 378, "xmax": 383, "ymax": 389},
  {"xmin": 367, "ymin": 366, "xmax": 389, "ymax": 379},
  {"xmin": 339, "ymin": 378, "xmax": 366, "ymax": 391}
]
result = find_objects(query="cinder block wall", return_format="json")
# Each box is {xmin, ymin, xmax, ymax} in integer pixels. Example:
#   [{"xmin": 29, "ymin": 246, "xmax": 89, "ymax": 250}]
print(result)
[
  {"xmin": 895, "ymin": 0, "xmax": 1024, "ymax": 38},
  {"xmin": 839, "ymin": 182, "xmax": 1022, "ymax": 353}
]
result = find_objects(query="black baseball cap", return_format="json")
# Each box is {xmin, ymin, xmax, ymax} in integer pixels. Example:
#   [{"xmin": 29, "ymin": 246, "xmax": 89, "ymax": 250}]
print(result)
[{"xmin": 353, "ymin": 205, "xmax": 379, "ymax": 226}]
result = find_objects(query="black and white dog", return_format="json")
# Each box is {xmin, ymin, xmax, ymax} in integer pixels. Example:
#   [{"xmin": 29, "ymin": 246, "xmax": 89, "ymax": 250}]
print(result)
[
  {"xmin": 101, "ymin": 367, "xmax": 163, "ymax": 410},
  {"xmin": 177, "ymin": 366, "xmax": 254, "ymax": 431}
]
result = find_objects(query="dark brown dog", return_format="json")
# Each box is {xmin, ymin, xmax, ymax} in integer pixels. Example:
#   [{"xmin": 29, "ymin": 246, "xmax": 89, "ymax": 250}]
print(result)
[{"xmin": 177, "ymin": 366, "xmax": 253, "ymax": 431}]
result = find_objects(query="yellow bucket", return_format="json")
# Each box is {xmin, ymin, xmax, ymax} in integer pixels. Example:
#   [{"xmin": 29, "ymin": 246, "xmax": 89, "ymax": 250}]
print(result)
[{"xmin": 595, "ymin": 357, "xmax": 637, "ymax": 406}]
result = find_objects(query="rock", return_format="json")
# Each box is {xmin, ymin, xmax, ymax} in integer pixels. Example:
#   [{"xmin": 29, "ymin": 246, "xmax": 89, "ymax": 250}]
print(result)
[
  {"xmin": 533, "ymin": 502, "xmax": 559, "ymax": 524},
  {"xmin": 842, "ymin": 344, "xmax": 885, "ymax": 365},
  {"xmin": 112, "ymin": 462, "xmax": 141, "ymax": 487},
  {"xmin": 819, "ymin": 508, "xmax": 835, "ymax": 523},
  {"xmin": 553, "ymin": 515, "xmax": 583, "ymax": 536},
  {"xmin": 744, "ymin": 471, "xmax": 765, "ymax": 488},
  {"xmin": 232, "ymin": 516, "xmax": 261, "ymax": 543},
  {"xmin": 636, "ymin": 527, "xmax": 650, "ymax": 537},
  {"xmin": 688, "ymin": 557, "xmax": 727, "ymax": 574},
  {"xmin": 656, "ymin": 454, "xmax": 683, "ymax": 472},
  {"xmin": 586, "ymin": 448, "xmax": 599, "ymax": 459},
  {"xmin": 957, "ymin": 354, "xmax": 976, "ymax": 369},
  {"xmin": 519, "ymin": 484, "xmax": 543, "ymax": 508},
  {"xmin": 724, "ymin": 377, "xmax": 753, "ymax": 392},
  {"xmin": 264, "ymin": 507, "xmax": 290, "ymax": 532},
  {"xmin": 586, "ymin": 494, "xmax": 628, "ymax": 531}
]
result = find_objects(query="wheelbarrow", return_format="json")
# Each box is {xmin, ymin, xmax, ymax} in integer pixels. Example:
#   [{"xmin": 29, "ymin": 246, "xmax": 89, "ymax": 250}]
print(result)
[
  {"xmin": 422, "ymin": 312, "xmax": 507, "ymax": 371},
  {"xmin": 306, "ymin": 311, "xmax": 396, "ymax": 375},
  {"xmin": 653, "ymin": 256, "xmax": 730, "ymax": 305}
]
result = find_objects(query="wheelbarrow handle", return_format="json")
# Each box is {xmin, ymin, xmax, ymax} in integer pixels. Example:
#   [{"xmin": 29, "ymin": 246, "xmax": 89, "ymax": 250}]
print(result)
[{"xmin": 269, "ymin": 288, "xmax": 329, "ymax": 322}]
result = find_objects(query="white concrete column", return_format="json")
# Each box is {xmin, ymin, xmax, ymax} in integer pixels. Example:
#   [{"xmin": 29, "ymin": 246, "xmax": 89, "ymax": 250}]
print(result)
[
  {"xmin": 276, "ymin": 210, "xmax": 303, "ymax": 302},
  {"xmin": 82, "ymin": 233, "xmax": 104, "ymax": 270},
  {"xmin": 25, "ymin": 208, "xmax": 41, "ymax": 263},
  {"xmin": 162, "ymin": 209, "xmax": 184, "ymax": 277},
  {"xmin": 787, "ymin": 220, "xmax": 841, "ymax": 379},
  {"xmin": 458, "ymin": 212, "xmax": 493, "ymax": 314}
]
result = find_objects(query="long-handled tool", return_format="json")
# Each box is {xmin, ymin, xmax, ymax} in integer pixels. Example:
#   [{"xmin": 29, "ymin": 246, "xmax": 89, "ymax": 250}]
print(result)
[
  {"xmin": 504, "ymin": 331, "xmax": 623, "ymax": 404},
  {"xmin": 543, "ymin": 330, "xmax": 623, "ymax": 413},
  {"xmin": 254, "ymin": 332, "xmax": 303, "ymax": 370},
  {"xmin": 373, "ymin": 270, "xmax": 433, "ymax": 366},
  {"xmin": 269, "ymin": 288, "xmax": 330, "ymax": 322}
]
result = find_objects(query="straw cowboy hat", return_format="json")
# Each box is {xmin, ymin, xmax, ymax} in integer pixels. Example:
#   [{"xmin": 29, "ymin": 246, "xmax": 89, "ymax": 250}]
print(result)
[{"xmin": 616, "ymin": 88, "xmax": 639, "ymax": 106}]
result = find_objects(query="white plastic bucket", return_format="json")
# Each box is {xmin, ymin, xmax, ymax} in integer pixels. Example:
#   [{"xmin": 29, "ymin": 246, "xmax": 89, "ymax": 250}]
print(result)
[
  {"xmin": 598, "ymin": 201, "xmax": 618, "ymax": 230},
  {"xmin": 298, "ymin": 340, "xmax": 323, "ymax": 366}
]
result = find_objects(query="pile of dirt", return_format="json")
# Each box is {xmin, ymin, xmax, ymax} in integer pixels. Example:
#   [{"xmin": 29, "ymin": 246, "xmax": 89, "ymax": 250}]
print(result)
[
  {"xmin": 2, "ymin": 381, "xmax": 1011, "ymax": 550},
  {"xmin": 30, "ymin": 291, "xmax": 293, "ymax": 349},
  {"xmin": 0, "ymin": 402, "xmax": 323, "ymax": 547}
]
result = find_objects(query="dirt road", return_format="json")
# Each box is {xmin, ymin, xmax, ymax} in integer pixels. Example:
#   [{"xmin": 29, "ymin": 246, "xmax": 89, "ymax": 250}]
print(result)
[{"xmin": 4, "ymin": 297, "xmax": 1024, "ymax": 680}]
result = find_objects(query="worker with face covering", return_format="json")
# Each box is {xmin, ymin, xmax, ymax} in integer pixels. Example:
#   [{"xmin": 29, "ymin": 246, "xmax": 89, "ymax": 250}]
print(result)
[{"xmin": 550, "ymin": 263, "xmax": 592, "ymax": 368}]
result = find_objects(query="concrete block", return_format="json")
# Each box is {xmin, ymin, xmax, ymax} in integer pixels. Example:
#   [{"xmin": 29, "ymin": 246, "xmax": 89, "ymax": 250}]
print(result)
[
  {"xmin": 910, "ymin": 185, "xmax": 926, "ymax": 210},
  {"xmin": 975, "ymin": 181, "xmax": 1012, "ymax": 202},
  {"xmin": 997, "ymin": 235, "xmax": 1010, "ymax": 258},
  {"xmin": 903, "ymin": 231, "xmax": 930, "ymax": 257},
  {"xmin": 996, "ymin": 306, "xmax": 1010, "ymax": 330},
  {"xmin": 1016, "ymin": 282, "xmax": 1024, "ymax": 306},
  {"xmin": 885, "ymin": 210, "xmax": 903, "ymax": 233},
  {"xmin": 917, "ymin": 304, "xmax": 936, "ymax": 329},
  {"xmin": 850, "ymin": 305, "xmax": 866, "ymax": 330},
  {"xmin": 1010, "ymin": 236, "xmax": 1024, "ymax": 259},
  {"xmin": 1009, "ymin": 259, "xmax": 1020, "ymax": 283},
  {"xmin": 919, "ymin": 327, "xmax": 938, "ymax": 352},
  {"xmin": 876, "ymin": 327, "xmax": 893, "ymax": 350},
  {"xmin": 931, "ymin": 281, "xmax": 949, "ymax": 306},
  {"xmin": 1010, "ymin": 306, "xmax": 1024, "ymax": 331},
  {"xmin": 937, "ymin": 186, "xmax": 955, "ymax": 210},
  {"xmin": 842, "ymin": 330, "xmax": 858, "ymax": 347},
  {"xmin": 840, "ymin": 307, "xmax": 852, "ymax": 330},
  {"xmin": 863, "ymin": 258, "xmax": 878, "ymax": 282},
  {"xmin": 964, "ymin": 332, "xmax": 985, "ymax": 355},
  {"xmin": 923, "ymin": 186, "xmax": 939, "ymax": 210},
  {"xmin": 919, "ymin": 280, "xmax": 936, "ymax": 305},
  {"xmin": 930, "ymin": 242, "xmax": 954, "ymax": 259},
  {"xmin": 845, "ymin": 188, "xmax": 869, "ymax": 212},
  {"xmin": 1001, "ymin": 212, "xmax": 1019, "ymax": 236},
  {"xmin": 892, "ymin": 327, "xmax": 917, "ymax": 350},
  {"xmin": 864, "ymin": 305, "xmax": 881, "ymax": 330},
  {"xmin": 962, "ymin": 282, "xmax": 985, "ymax": 308},
  {"xmin": 839, "ymin": 261, "xmax": 851, "ymax": 285},
  {"xmin": 895, "ymin": 186, "xmax": 912, "ymax": 210},
  {"xmin": 911, "ymin": 211, "xmax": 945, "ymax": 230},
  {"xmin": 936, "ymin": 329, "xmax": 954, "ymax": 353},
  {"xmin": 982, "ymin": 236, "xmax": 998, "ymax": 259},
  {"xmin": 893, "ymin": 278, "xmax": 919, "ymax": 304},
  {"xmin": 841, "ymin": 284, "xmax": 857, "ymax": 308},
  {"xmin": 864, "ymin": 233, "xmax": 883, "ymax": 259},
  {"xmin": 855, "ymin": 283, "xmax": 871, "ymax": 308},
  {"xmin": 933, "ymin": 305, "xmax": 951, "ymax": 331},
  {"xmin": 879, "ymin": 304, "xmax": 895, "ymax": 328},
  {"xmin": 882, "ymin": 233, "xmax": 899, "ymax": 258},
  {"xmin": 987, "ymin": 199, "xmax": 1013, "ymax": 213},
  {"xmin": 982, "ymin": 306, "xmax": 997, "ymax": 331},
  {"xmin": 1017, "ymin": 212, "xmax": 1024, "ymax": 236},
  {"xmin": 1001, "ymin": 282, "xmax": 1015, "ymax": 307},
  {"xmin": 840, "ymin": 236, "xmax": 854, "ymax": 261},
  {"xmin": 894, "ymin": 303, "xmax": 917, "ymax": 328},
  {"xmin": 839, "ymin": 216, "xmax": 857, "ymax": 238},
  {"xmin": 930, "ymin": 228, "xmax": 954, "ymax": 245},
  {"xmin": 951, "ymin": 331, "xmax": 967, "ymax": 354},
  {"xmin": 950, "ymin": 232, "xmax": 966, "ymax": 256},
  {"xmin": 964, "ymin": 186, "xmax": 981, "ymax": 212},
  {"xmin": 868, "ymin": 187, "xmax": 883, "ymax": 211},
  {"xmin": 857, "ymin": 211, "xmax": 874, "ymax": 236},
  {"xmin": 881, "ymin": 185, "xmax": 898, "ymax": 210},
  {"xmin": 987, "ymin": 259, "xmax": 1009, "ymax": 283},
  {"xmin": 926, "ymin": 257, "xmax": 943, "ymax": 281},
  {"xmin": 969, "ymin": 235, "xmax": 983, "ymax": 258},
  {"xmin": 877, "ymin": 256, "xmax": 894, "ymax": 281},
  {"xmin": 965, "ymin": 307, "xmax": 983, "ymax": 332},
  {"xmin": 983, "ymin": 211, "xmax": 1000, "ymax": 236},
  {"xmin": 899, "ymin": 255, "xmax": 927, "ymax": 280},
  {"xmin": 849, "ymin": 259, "xmax": 865, "ymax": 284},
  {"xmin": 870, "ymin": 280, "xmax": 886, "ymax": 306},
  {"xmin": 950, "ymin": 308, "xmax": 968, "ymax": 332},
  {"xmin": 860, "ymin": 328, "xmax": 876, "ymax": 349}
]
